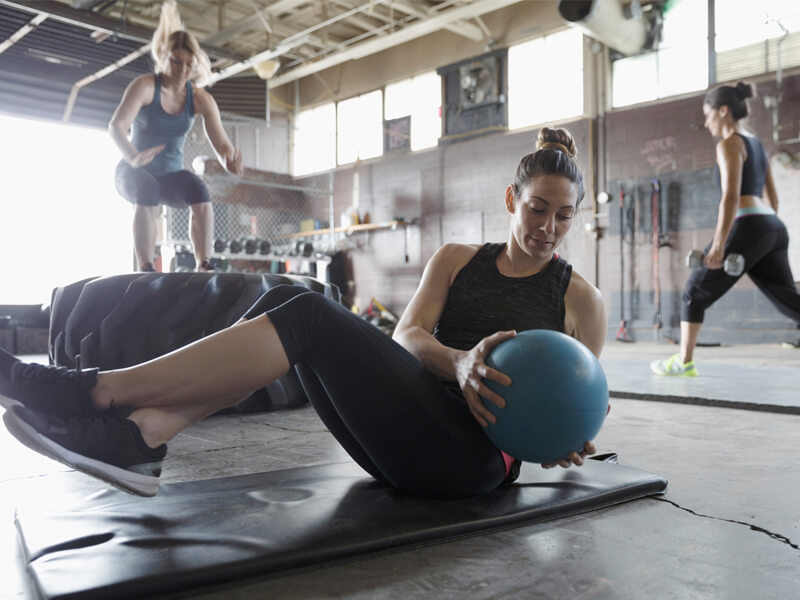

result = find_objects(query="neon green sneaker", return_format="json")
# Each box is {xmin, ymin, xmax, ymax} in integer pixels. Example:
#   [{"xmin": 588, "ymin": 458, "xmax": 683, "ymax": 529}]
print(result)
[{"xmin": 650, "ymin": 354, "xmax": 698, "ymax": 377}]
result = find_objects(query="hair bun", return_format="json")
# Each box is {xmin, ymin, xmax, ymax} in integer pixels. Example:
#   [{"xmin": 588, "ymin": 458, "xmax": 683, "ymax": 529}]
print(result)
[
  {"xmin": 536, "ymin": 127, "xmax": 577, "ymax": 159},
  {"xmin": 735, "ymin": 81, "xmax": 754, "ymax": 99}
]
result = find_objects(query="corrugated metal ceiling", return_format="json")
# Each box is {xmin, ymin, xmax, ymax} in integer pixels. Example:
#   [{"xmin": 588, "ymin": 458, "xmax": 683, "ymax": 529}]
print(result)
[{"xmin": 0, "ymin": 0, "xmax": 518, "ymax": 127}]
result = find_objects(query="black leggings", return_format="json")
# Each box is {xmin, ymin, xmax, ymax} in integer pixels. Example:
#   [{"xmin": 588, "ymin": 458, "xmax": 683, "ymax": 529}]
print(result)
[
  {"xmin": 242, "ymin": 285, "xmax": 507, "ymax": 499},
  {"xmin": 115, "ymin": 161, "xmax": 210, "ymax": 208},
  {"xmin": 682, "ymin": 214, "xmax": 800, "ymax": 324}
]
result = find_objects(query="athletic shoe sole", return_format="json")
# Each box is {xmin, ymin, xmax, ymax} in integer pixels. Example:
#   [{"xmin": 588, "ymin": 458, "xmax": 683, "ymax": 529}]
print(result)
[
  {"xmin": 0, "ymin": 392, "xmax": 21, "ymax": 412},
  {"xmin": 2, "ymin": 407, "xmax": 159, "ymax": 497}
]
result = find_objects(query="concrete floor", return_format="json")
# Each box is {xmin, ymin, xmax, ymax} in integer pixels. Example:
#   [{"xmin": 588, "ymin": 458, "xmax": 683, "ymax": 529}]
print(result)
[{"xmin": 1, "ymin": 342, "xmax": 799, "ymax": 599}]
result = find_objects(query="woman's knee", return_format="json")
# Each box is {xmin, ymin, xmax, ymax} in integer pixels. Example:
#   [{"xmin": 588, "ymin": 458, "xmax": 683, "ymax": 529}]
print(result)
[
  {"xmin": 241, "ymin": 285, "xmax": 315, "ymax": 320},
  {"xmin": 681, "ymin": 284, "xmax": 710, "ymax": 322}
]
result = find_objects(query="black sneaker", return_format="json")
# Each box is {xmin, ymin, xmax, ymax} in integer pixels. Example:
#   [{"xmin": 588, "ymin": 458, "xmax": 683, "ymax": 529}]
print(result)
[
  {"xmin": 140, "ymin": 262, "xmax": 156, "ymax": 272},
  {"xmin": 0, "ymin": 349, "xmax": 99, "ymax": 417},
  {"xmin": 3, "ymin": 405, "xmax": 166, "ymax": 497}
]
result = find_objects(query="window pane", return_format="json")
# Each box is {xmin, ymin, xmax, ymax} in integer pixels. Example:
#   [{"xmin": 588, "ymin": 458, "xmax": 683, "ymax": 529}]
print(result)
[
  {"xmin": 715, "ymin": 0, "xmax": 800, "ymax": 82},
  {"xmin": 293, "ymin": 103, "xmax": 336, "ymax": 176},
  {"xmin": 384, "ymin": 71, "xmax": 442, "ymax": 151},
  {"xmin": 0, "ymin": 115, "xmax": 133, "ymax": 303},
  {"xmin": 715, "ymin": 0, "xmax": 800, "ymax": 52},
  {"xmin": 611, "ymin": 52, "xmax": 658, "ymax": 107},
  {"xmin": 385, "ymin": 79, "xmax": 413, "ymax": 119},
  {"xmin": 337, "ymin": 90, "xmax": 383, "ymax": 165},
  {"xmin": 657, "ymin": 40, "xmax": 708, "ymax": 98},
  {"xmin": 409, "ymin": 72, "xmax": 441, "ymax": 151},
  {"xmin": 661, "ymin": 0, "xmax": 707, "ymax": 48},
  {"xmin": 611, "ymin": 0, "xmax": 707, "ymax": 107},
  {"xmin": 508, "ymin": 28, "xmax": 583, "ymax": 130}
]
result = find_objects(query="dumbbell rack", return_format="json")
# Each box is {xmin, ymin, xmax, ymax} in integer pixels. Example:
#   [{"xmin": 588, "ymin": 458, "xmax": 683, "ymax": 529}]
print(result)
[{"xmin": 162, "ymin": 170, "xmax": 335, "ymax": 274}]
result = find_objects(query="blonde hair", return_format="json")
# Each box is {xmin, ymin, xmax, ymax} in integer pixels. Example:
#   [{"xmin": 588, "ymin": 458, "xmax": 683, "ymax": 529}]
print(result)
[{"xmin": 151, "ymin": 1, "xmax": 212, "ymax": 85}]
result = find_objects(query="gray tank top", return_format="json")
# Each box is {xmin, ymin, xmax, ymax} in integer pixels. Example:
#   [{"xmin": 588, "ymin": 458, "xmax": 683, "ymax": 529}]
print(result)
[
  {"xmin": 130, "ymin": 74, "xmax": 195, "ymax": 176},
  {"xmin": 433, "ymin": 243, "xmax": 572, "ymax": 351}
]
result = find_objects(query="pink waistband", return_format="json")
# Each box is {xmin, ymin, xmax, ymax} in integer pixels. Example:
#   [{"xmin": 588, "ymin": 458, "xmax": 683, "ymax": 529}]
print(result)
[{"xmin": 501, "ymin": 451, "xmax": 515, "ymax": 476}]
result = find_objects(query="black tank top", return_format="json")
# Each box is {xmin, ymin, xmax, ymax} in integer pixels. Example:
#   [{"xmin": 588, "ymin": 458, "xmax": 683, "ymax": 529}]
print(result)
[
  {"xmin": 712, "ymin": 133, "xmax": 767, "ymax": 197},
  {"xmin": 433, "ymin": 243, "xmax": 572, "ymax": 351}
]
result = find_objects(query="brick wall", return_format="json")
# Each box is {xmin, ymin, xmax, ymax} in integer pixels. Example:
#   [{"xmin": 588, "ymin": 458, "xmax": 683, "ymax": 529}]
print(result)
[
  {"xmin": 329, "ymin": 119, "xmax": 597, "ymax": 316},
  {"xmin": 325, "ymin": 74, "xmax": 800, "ymax": 344},
  {"xmin": 603, "ymin": 75, "xmax": 800, "ymax": 343}
]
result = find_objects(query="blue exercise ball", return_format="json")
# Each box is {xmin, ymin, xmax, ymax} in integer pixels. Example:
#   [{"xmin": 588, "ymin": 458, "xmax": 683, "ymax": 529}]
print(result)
[{"xmin": 482, "ymin": 329, "xmax": 608, "ymax": 464}]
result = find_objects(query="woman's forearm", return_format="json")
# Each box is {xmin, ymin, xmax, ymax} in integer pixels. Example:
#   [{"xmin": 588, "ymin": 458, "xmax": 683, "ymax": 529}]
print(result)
[
  {"xmin": 713, "ymin": 193, "xmax": 738, "ymax": 248},
  {"xmin": 393, "ymin": 326, "xmax": 460, "ymax": 380},
  {"xmin": 108, "ymin": 123, "xmax": 138, "ymax": 163}
]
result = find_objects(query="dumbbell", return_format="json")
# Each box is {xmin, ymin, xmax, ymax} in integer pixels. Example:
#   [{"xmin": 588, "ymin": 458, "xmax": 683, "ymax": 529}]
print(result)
[
  {"xmin": 259, "ymin": 240, "xmax": 272, "ymax": 255},
  {"xmin": 213, "ymin": 239, "xmax": 227, "ymax": 254},
  {"xmin": 228, "ymin": 239, "xmax": 243, "ymax": 254},
  {"xmin": 685, "ymin": 250, "xmax": 744, "ymax": 276},
  {"xmin": 244, "ymin": 238, "xmax": 258, "ymax": 255}
]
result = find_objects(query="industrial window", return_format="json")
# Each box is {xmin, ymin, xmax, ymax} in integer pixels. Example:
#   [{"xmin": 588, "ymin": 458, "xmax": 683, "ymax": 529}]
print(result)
[
  {"xmin": 384, "ymin": 71, "xmax": 442, "ymax": 151},
  {"xmin": 507, "ymin": 28, "xmax": 584, "ymax": 130},
  {"xmin": 715, "ymin": 0, "xmax": 800, "ymax": 82},
  {"xmin": 337, "ymin": 90, "xmax": 384, "ymax": 165},
  {"xmin": 611, "ymin": 0, "xmax": 707, "ymax": 107},
  {"xmin": 293, "ymin": 102, "xmax": 336, "ymax": 176},
  {"xmin": 0, "ymin": 114, "xmax": 133, "ymax": 304}
]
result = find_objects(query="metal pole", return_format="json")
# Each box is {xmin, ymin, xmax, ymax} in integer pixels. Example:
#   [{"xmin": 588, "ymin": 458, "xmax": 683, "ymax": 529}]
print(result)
[
  {"xmin": 329, "ymin": 169, "xmax": 335, "ymax": 253},
  {"xmin": 707, "ymin": 0, "xmax": 716, "ymax": 86}
]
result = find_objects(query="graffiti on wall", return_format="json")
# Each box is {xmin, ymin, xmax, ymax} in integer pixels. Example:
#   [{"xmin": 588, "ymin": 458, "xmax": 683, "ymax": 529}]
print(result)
[{"xmin": 641, "ymin": 136, "xmax": 677, "ymax": 174}]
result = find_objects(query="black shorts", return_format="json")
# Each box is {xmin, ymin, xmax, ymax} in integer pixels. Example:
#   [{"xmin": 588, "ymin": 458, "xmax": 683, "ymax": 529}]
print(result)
[{"xmin": 115, "ymin": 161, "xmax": 210, "ymax": 208}]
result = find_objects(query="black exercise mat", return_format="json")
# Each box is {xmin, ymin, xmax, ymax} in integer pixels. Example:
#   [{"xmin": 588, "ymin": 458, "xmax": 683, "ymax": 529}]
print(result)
[{"xmin": 16, "ymin": 459, "xmax": 667, "ymax": 600}]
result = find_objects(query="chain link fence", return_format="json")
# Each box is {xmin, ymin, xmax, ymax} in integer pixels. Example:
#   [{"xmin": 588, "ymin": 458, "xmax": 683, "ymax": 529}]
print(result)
[{"xmin": 162, "ymin": 113, "xmax": 335, "ymax": 275}]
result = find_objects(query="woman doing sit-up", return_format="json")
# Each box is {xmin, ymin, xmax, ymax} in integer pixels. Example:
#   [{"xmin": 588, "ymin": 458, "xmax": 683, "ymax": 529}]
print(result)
[{"xmin": 1, "ymin": 127, "xmax": 606, "ymax": 498}]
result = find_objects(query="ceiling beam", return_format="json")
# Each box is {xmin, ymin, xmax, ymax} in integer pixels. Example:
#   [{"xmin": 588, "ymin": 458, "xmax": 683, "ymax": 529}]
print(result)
[
  {"xmin": 0, "ymin": 0, "xmax": 243, "ymax": 61},
  {"xmin": 63, "ymin": 43, "xmax": 151, "ymax": 123},
  {"xmin": 204, "ymin": 34, "xmax": 311, "ymax": 85},
  {"xmin": 201, "ymin": 0, "xmax": 315, "ymax": 46},
  {"xmin": 384, "ymin": 0, "xmax": 484, "ymax": 41},
  {"xmin": 268, "ymin": 0, "xmax": 523, "ymax": 89},
  {"xmin": 0, "ymin": 12, "xmax": 48, "ymax": 55}
]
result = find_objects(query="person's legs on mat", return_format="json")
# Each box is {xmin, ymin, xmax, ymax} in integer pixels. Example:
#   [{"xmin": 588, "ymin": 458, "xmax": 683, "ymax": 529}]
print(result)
[
  {"xmin": 3, "ymin": 288, "xmax": 505, "ymax": 498},
  {"xmin": 244, "ymin": 287, "xmax": 504, "ymax": 496},
  {"xmin": 126, "ymin": 286, "xmax": 315, "ymax": 447},
  {"xmin": 256, "ymin": 292, "xmax": 505, "ymax": 498},
  {"xmin": 240, "ymin": 286, "xmax": 387, "ymax": 483},
  {"xmin": 2, "ymin": 311, "xmax": 292, "ymax": 495}
]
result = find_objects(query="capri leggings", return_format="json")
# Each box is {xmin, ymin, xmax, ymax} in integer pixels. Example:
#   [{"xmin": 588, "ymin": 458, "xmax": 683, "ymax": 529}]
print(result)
[
  {"xmin": 115, "ymin": 161, "xmax": 210, "ymax": 208},
  {"xmin": 241, "ymin": 285, "xmax": 507, "ymax": 499},
  {"xmin": 682, "ymin": 213, "xmax": 800, "ymax": 324}
]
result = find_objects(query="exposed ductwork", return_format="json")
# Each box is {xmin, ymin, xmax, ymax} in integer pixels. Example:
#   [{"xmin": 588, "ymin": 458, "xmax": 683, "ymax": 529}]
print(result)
[{"xmin": 558, "ymin": 0, "xmax": 662, "ymax": 56}]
